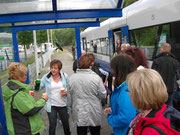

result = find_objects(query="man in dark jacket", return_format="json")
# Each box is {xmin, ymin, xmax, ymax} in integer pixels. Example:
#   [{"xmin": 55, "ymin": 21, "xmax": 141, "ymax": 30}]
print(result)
[
  {"xmin": 152, "ymin": 43, "xmax": 180, "ymax": 104},
  {"xmin": 73, "ymin": 50, "xmax": 86, "ymax": 73}
]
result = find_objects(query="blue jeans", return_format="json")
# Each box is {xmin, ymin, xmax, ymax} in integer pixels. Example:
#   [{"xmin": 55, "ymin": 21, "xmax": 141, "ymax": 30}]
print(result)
[{"xmin": 47, "ymin": 106, "xmax": 71, "ymax": 135}]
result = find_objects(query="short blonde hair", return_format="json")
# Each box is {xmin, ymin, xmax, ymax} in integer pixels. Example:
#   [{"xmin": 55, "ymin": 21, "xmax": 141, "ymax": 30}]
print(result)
[
  {"xmin": 121, "ymin": 43, "xmax": 131, "ymax": 51},
  {"xmin": 8, "ymin": 62, "xmax": 27, "ymax": 80},
  {"xmin": 127, "ymin": 69, "xmax": 168, "ymax": 110}
]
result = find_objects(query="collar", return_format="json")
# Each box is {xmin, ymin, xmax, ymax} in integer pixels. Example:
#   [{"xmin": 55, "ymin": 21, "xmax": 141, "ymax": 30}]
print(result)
[
  {"xmin": 8, "ymin": 79, "xmax": 30, "ymax": 91},
  {"xmin": 47, "ymin": 71, "xmax": 61, "ymax": 79},
  {"xmin": 77, "ymin": 69, "xmax": 92, "ymax": 73},
  {"xmin": 146, "ymin": 104, "xmax": 166, "ymax": 118},
  {"xmin": 154, "ymin": 52, "xmax": 176, "ymax": 59},
  {"xmin": 114, "ymin": 81, "xmax": 127, "ymax": 91}
]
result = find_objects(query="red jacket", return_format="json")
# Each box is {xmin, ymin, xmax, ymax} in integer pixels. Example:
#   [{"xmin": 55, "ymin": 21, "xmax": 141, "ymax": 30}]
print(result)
[{"xmin": 134, "ymin": 104, "xmax": 180, "ymax": 135}]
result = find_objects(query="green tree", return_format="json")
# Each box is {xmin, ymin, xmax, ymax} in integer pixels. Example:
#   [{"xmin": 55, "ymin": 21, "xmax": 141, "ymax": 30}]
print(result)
[
  {"xmin": 17, "ymin": 31, "xmax": 33, "ymax": 58},
  {"xmin": 36, "ymin": 30, "xmax": 47, "ymax": 45},
  {"xmin": 53, "ymin": 28, "xmax": 75, "ymax": 46},
  {"xmin": 123, "ymin": 0, "xmax": 138, "ymax": 7}
]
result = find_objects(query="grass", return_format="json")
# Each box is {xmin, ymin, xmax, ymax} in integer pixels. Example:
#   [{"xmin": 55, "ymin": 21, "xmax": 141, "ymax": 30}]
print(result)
[
  {"xmin": 21, "ymin": 55, "xmax": 35, "ymax": 66},
  {"xmin": 0, "ymin": 54, "xmax": 38, "ymax": 77},
  {"xmin": 0, "ymin": 69, "xmax": 8, "ymax": 76},
  {"xmin": 21, "ymin": 53, "xmax": 42, "ymax": 66},
  {"xmin": 57, "ymin": 49, "xmax": 68, "ymax": 53}
]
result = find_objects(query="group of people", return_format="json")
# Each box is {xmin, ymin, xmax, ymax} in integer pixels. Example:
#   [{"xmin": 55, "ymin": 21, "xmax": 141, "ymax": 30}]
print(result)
[{"xmin": 2, "ymin": 42, "xmax": 180, "ymax": 135}]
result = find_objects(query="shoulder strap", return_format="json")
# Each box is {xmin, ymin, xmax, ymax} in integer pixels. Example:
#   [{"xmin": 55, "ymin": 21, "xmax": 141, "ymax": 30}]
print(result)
[
  {"xmin": 63, "ymin": 72, "xmax": 69, "ymax": 82},
  {"xmin": 62, "ymin": 72, "xmax": 66, "ymax": 81},
  {"xmin": 11, "ymin": 90, "xmax": 22, "ymax": 110},
  {"xmin": 140, "ymin": 124, "xmax": 166, "ymax": 135}
]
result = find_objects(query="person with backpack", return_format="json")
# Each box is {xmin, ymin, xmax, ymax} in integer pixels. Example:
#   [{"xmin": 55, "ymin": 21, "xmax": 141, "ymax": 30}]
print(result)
[
  {"xmin": 126, "ymin": 69, "xmax": 180, "ymax": 135},
  {"xmin": 36, "ymin": 59, "xmax": 71, "ymax": 135}
]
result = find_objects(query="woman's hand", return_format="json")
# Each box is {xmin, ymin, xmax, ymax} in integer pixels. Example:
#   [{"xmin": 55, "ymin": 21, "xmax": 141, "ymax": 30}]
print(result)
[
  {"xmin": 61, "ymin": 90, "xmax": 67, "ymax": 97},
  {"xmin": 29, "ymin": 91, "xmax": 35, "ymax": 96},
  {"xmin": 104, "ymin": 76, "xmax": 108, "ymax": 86},
  {"xmin": 41, "ymin": 93, "xmax": 48, "ymax": 101},
  {"xmin": 34, "ymin": 80, "xmax": 36, "ymax": 87},
  {"xmin": 104, "ymin": 107, "xmax": 112, "ymax": 116}
]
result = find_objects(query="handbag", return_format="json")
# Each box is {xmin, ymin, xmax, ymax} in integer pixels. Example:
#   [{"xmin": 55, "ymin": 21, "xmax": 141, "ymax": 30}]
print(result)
[{"xmin": 105, "ymin": 85, "xmax": 111, "ymax": 95}]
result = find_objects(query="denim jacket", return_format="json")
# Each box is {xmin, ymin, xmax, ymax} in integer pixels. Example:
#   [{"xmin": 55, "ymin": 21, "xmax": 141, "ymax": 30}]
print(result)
[{"xmin": 39, "ymin": 71, "xmax": 69, "ymax": 112}]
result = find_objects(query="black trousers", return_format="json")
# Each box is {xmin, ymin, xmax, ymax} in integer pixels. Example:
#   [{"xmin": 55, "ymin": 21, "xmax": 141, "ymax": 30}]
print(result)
[
  {"xmin": 77, "ymin": 126, "xmax": 100, "ymax": 135},
  {"xmin": 47, "ymin": 106, "xmax": 71, "ymax": 135}
]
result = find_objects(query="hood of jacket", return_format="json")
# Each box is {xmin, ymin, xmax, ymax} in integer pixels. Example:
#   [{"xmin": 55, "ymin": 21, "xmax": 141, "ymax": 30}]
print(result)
[{"xmin": 3, "ymin": 79, "xmax": 31, "ymax": 101}]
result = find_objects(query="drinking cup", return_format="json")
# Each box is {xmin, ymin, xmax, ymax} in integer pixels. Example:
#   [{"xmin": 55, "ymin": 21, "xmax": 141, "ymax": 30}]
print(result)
[
  {"xmin": 61, "ymin": 89, "xmax": 66, "ymax": 93},
  {"xmin": 60, "ymin": 88, "xmax": 66, "ymax": 97},
  {"xmin": 42, "ymin": 93, "xmax": 48, "ymax": 96},
  {"xmin": 29, "ymin": 91, "xmax": 34, "ymax": 96}
]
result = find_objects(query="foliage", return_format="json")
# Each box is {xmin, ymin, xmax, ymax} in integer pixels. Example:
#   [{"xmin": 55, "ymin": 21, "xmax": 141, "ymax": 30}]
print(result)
[
  {"xmin": 130, "ymin": 24, "xmax": 170, "ymax": 46},
  {"xmin": 18, "ymin": 30, "xmax": 48, "ymax": 48},
  {"xmin": 80, "ymin": 27, "xmax": 86, "ymax": 32},
  {"xmin": 17, "ymin": 31, "xmax": 33, "ymax": 49},
  {"xmin": 100, "ymin": 18, "xmax": 109, "ymax": 22},
  {"xmin": 36, "ymin": 30, "xmax": 48, "ymax": 45},
  {"xmin": 123, "ymin": 0, "xmax": 138, "ymax": 7},
  {"xmin": 130, "ymin": 27, "xmax": 158, "ymax": 46},
  {"xmin": 53, "ymin": 28, "xmax": 76, "ymax": 46}
]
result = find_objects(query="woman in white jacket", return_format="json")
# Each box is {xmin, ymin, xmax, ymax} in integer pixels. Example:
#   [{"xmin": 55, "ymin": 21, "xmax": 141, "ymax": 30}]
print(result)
[{"xmin": 68, "ymin": 54, "xmax": 107, "ymax": 135}]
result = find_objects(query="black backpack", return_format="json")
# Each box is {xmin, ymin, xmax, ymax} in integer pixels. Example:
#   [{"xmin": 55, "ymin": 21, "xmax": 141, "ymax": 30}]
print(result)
[
  {"xmin": 172, "ymin": 68, "xmax": 180, "ymax": 111},
  {"xmin": 92, "ymin": 63, "xmax": 103, "ymax": 78}
]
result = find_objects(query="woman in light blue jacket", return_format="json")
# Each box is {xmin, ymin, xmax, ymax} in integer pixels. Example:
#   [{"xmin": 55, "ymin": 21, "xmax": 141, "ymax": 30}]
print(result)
[
  {"xmin": 39, "ymin": 59, "xmax": 70, "ymax": 135},
  {"xmin": 104, "ymin": 54, "xmax": 138, "ymax": 135}
]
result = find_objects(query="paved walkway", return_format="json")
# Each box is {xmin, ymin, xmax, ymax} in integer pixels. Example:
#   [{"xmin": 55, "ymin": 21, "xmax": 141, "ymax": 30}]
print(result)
[{"xmin": 39, "ymin": 51, "xmax": 113, "ymax": 135}]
